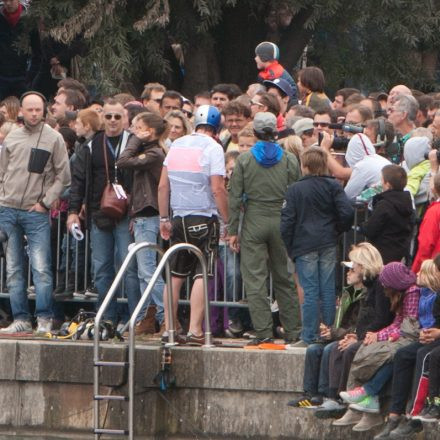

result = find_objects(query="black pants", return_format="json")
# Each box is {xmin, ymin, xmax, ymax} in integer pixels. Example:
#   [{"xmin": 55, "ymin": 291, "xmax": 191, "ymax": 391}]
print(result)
[
  {"xmin": 390, "ymin": 340, "xmax": 440, "ymax": 414},
  {"xmin": 328, "ymin": 341, "xmax": 362, "ymax": 398}
]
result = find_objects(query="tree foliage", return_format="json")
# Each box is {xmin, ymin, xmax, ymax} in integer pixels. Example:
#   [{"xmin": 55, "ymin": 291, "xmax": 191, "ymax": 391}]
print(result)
[{"xmin": 26, "ymin": 0, "xmax": 440, "ymax": 96}]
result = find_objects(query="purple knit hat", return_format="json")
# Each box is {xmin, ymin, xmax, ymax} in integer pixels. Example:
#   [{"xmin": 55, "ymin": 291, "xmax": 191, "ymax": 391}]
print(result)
[{"xmin": 379, "ymin": 262, "xmax": 416, "ymax": 291}]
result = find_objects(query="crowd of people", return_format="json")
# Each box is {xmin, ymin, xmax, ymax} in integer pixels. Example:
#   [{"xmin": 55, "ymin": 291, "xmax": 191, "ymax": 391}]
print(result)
[{"xmin": 2, "ymin": 0, "xmax": 440, "ymax": 435}]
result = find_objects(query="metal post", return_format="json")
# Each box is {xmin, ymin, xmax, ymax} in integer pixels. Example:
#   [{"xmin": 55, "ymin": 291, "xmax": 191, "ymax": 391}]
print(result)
[
  {"xmin": 84, "ymin": 230, "xmax": 90, "ymax": 292},
  {"xmin": 55, "ymin": 214, "xmax": 61, "ymax": 286},
  {"xmin": 65, "ymin": 229, "xmax": 70, "ymax": 291}
]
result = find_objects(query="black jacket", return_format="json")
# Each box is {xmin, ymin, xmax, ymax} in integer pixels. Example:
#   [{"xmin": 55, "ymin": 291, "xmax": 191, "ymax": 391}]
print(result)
[
  {"xmin": 355, "ymin": 277, "xmax": 395, "ymax": 340},
  {"xmin": 281, "ymin": 175, "xmax": 354, "ymax": 259},
  {"xmin": 361, "ymin": 190, "xmax": 415, "ymax": 264},
  {"xmin": 69, "ymin": 131, "xmax": 133, "ymax": 228},
  {"xmin": 0, "ymin": 8, "xmax": 41, "ymax": 79}
]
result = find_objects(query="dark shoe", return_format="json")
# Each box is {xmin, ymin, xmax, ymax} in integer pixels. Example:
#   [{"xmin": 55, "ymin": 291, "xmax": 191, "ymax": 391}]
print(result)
[
  {"xmin": 373, "ymin": 415, "xmax": 402, "ymax": 440},
  {"xmin": 418, "ymin": 403, "xmax": 440, "ymax": 422},
  {"xmin": 177, "ymin": 332, "xmax": 205, "ymax": 346},
  {"xmin": 389, "ymin": 418, "xmax": 422, "ymax": 438},
  {"xmin": 246, "ymin": 337, "xmax": 274, "ymax": 346},
  {"xmin": 288, "ymin": 394, "xmax": 323, "ymax": 408}
]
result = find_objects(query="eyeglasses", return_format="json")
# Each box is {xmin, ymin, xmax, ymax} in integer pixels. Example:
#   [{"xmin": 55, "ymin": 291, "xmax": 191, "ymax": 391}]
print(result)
[
  {"xmin": 250, "ymin": 100, "xmax": 264, "ymax": 107},
  {"xmin": 104, "ymin": 113, "xmax": 122, "ymax": 120},
  {"xmin": 313, "ymin": 122, "xmax": 330, "ymax": 127},
  {"xmin": 182, "ymin": 109, "xmax": 193, "ymax": 118},
  {"xmin": 153, "ymin": 98, "xmax": 162, "ymax": 104}
]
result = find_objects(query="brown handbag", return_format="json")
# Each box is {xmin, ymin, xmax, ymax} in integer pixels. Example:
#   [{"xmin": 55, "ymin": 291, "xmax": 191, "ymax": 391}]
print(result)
[{"xmin": 100, "ymin": 135, "xmax": 128, "ymax": 220}]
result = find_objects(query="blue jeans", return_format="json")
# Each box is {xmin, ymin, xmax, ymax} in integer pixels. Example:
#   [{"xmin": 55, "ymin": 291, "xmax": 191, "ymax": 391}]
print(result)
[
  {"xmin": 0, "ymin": 207, "xmax": 53, "ymax": 320},
  {"xmin": 91, "ymin": 217, "xmax": 140, "ymax": 324},
  {"xmin": 363, "ymin": 362, "xmax": 394, "ymax": 396},
  {"xmin": 133, "ymin": 216, "xmax": 164, "ymax": 324},
  {"xmin": 295, "ymin": 246, "xmax": 336, "ymax": 344},
  {"xmin": 303, "ymin": 341, "xmax": 337, "ymax": 396}
]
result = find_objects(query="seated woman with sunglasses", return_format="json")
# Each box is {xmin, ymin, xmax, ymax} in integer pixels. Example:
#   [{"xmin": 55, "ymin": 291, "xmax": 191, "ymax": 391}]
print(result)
[{"xmin": 164, "ymin": 110, "xmax": 193, "ymax": 149}]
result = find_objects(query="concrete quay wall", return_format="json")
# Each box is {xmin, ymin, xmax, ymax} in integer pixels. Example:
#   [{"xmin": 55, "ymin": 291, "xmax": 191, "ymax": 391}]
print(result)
[{"xmin": 0, "ymin": 339, "xmax": 436, "ymax": 439}]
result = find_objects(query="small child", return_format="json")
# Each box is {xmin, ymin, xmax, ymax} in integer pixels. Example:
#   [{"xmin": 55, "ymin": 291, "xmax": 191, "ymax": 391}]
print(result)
[
  {"xmin": 281, "ymin": 147, "xmax": 354, "ymax": 346},
  {"xmin": 225, "ymin": 150, "xmax": 240, "ymax": 182},
  {"xmin": 255, "ymin": 41, "xmax": 297, "ymax": 103},
  {"xmin": 412, "ymin": 173, "xmax": 440, "ymax": 273},
  {"xmin": 237, "ymin": 125, "xmax": 256, "ymax": 154},
  {"xmin": 362, "ymin": 164, "xmax": 414, "ymax": 264}
]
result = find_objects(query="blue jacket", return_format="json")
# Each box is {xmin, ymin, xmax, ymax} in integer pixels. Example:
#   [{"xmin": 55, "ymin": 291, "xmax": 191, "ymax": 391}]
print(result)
[{"xmin": 281, "ymin": 175, "xmax": 354, "ymax": 259}]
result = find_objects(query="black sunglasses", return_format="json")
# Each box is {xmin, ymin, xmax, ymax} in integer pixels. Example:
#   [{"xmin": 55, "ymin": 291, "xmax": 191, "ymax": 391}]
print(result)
[
  {"xmin": 182, "ymin": 109, "xmax": 193, "ymax": 118},
  {"xmin": 104, "ymin": 113, "xmax": 122, "ymax": 120}
]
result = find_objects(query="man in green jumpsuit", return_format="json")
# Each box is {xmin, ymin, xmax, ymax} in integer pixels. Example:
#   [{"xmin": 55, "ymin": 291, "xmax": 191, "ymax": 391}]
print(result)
[{"xmin": 228, "ymin": 112, "xmax": 301, "ymax": 345}]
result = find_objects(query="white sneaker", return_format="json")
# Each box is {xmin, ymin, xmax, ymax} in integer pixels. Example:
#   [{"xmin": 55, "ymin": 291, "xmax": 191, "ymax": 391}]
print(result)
[
  {"xmin": 36, "ymin": 317, "xmax": 52, "ymax": 334},
  {"xmin": 0, "ymin": 320, "xmax": 32, "ymax": 334}
]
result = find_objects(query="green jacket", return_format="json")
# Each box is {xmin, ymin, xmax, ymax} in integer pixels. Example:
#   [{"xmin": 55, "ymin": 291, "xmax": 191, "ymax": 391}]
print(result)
[{"xmin": 228, "ymin": 151, "xmax": 300, "ymax": 235}]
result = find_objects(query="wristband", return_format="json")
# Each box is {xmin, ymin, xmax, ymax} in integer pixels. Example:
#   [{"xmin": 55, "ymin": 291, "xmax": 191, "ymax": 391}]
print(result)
[{"xmin": 160, "ymin": 217, "xmax": 170, "ymax": 223}]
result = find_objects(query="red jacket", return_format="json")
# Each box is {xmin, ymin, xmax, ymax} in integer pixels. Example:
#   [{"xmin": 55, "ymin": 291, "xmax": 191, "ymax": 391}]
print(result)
[{"xmin": 412, "ymin": 201, "xmax": 440, "ymax": 273}]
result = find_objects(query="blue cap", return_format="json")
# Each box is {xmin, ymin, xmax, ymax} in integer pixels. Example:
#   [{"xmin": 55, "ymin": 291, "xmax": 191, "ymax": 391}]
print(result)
[
  {"xmin": 263, "ymin": 78, "xmax": 294, "ymax": 98},
  {"xmin": 194, "ymin": 105, "xmax": 221, "ymax": 132}
]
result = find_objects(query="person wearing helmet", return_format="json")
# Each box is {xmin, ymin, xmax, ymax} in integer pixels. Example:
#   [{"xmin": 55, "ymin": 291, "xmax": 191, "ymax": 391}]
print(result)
[
  {"xmin": 158, "ymin": 105, "xmax": 229, "ymax": 346},
  {"xmin": 228, "ymin": 112, "xmax": 301, "ymax": 345}
]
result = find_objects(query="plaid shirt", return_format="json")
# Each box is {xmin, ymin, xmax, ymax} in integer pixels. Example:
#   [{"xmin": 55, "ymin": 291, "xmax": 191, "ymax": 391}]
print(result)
[{"xmin": 377, "ymin": 285, "xmax": 420, "ymax": 341}]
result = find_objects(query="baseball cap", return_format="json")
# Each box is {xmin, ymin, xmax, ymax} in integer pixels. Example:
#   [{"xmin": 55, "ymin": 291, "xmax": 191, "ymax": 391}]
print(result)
[
  {"xmin": 253, "ymin": 112, "xmax": 277, "ymax": 134},
  {"xmin": 263, "ymin": 78, "xmax": 294, "ymax": 98},
  {"xmin": 292, "ymin": 118, "xmax": 314, "ymax": 136}
]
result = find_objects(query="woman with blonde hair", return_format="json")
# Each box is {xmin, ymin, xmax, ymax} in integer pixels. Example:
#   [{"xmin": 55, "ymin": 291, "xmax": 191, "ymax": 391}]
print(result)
[
  {"xmin": 279, "ymin": 134, "xmax": 303, "ymax": 162},
  {"xmin": 164, "ymin": 109, "xmax": 192, "ymax": 148}
]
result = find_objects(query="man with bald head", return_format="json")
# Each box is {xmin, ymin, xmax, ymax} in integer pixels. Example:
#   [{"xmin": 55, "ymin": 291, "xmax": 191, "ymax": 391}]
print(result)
[
  {"xmin": 387, "ymin": 84, "xmax": 412, "ymax": 113},
  {"xmin": 0, "ymin": 91, "xmax": 70, "ymax": 334}
]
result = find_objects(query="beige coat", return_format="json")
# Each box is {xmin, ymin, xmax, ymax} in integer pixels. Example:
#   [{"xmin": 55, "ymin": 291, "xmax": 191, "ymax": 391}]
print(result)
[{"xmin": 0, "ymin": 122, "xmax": 71, "ymax": 210}]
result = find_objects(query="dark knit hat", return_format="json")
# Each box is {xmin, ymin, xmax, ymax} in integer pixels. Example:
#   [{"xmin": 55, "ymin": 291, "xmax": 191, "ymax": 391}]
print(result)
[
  {"xmin": 255, "ymin": 42, "xmax": 280, "ymax": 62},
  {"xmin": 379, "ymin": 262, "xmax": 416, "ymax": 291}
]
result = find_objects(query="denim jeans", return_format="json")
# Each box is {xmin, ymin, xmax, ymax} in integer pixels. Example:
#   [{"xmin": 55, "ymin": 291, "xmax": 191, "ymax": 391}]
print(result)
[
  {"xmin": 133, "ymin": 216, "xmax": 164, "ymax": 323},
  {"xmin": 363, "ymin": 362, "xmax": 394, "ymax": 396},
  {"xmin": 303, "ymin": 341, "xmax": 338, "ymax": 396},
  {"xmin": 91, "ymin": 217, "xmax": 140, "ymax": 324},
  {"xmin": 0, "ymin": 207, "xmax": 53, "ymax": 320},
  {"xmin": 295, "ymin": 246, "xmax": 336, "ymax": 344}
]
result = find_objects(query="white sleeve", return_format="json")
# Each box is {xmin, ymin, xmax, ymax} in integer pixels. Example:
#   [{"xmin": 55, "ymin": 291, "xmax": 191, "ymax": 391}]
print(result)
[
  {"xmin": 344, "ymin": 165, "xmax": 366, "ymax": 200},
  {"xmin": 209, "ymin": 143, "xmax": 226, "ymax": 176}
]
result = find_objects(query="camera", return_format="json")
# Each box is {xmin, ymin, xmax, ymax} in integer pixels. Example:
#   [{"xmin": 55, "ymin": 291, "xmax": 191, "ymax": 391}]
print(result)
[
  {"xmin": 318, "ymin": 123, "xmax": 364, "ymax": 151},
  {"xmin": 424, "ymin": 137, "xmax": 440, "ymax": 162},
  {"xmin": 318, "ymin": 132, "xmax": 350, "ymax": 150}
]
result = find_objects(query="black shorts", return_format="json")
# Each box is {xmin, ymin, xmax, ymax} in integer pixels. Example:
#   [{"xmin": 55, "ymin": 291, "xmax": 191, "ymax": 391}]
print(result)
[{"xmin": 169, "ymin": 215, "xmax": 219, "ymax": 279}]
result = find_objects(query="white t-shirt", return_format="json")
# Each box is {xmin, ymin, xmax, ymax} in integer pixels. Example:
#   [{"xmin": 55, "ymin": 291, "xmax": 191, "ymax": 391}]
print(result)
[{"xmin": 164, "ymin": 132, "xmax": 225, "ymax": 217}]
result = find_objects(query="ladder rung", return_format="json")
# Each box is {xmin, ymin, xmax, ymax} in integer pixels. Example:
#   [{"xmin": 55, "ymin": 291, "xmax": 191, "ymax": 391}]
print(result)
[
  {"xmin": 94, "ymin": 394, "xmax": 128, "ymax": 401},
  {"xmin": 94, "ymin": 428, "xmax": 128, "ymax": 435},
  {"xmin": 94, "ymin": 361, "xmax": 128, "ymax": 367}
]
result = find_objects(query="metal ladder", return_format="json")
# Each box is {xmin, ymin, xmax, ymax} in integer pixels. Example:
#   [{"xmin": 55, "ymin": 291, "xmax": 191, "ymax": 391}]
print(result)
[
  {"xmin": 93, "ymin": 242, "xmax": 166, "ymax": 438},
  {"xmin": 93, "ymin": 242, "xmax": 213, "ymax": 439}
]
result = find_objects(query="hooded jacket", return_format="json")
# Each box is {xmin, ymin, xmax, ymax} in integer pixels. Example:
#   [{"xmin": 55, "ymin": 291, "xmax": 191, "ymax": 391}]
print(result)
[
  {"xmin": 361, "ymin": 189, "xmax": 415, "ymax": 264},
  {"xmin": 0, "ymin": 122, "xmax": 70, "ymax": 210},
  {"xmin": 403, "ymin": 136, "xmax": 431, "ymax": 206},
  {"xmin": 281, "ymin": 175, "xmax": 354, "ymax": 259}
]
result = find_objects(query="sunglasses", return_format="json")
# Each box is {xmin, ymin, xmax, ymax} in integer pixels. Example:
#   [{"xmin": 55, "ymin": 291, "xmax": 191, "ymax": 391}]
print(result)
[
  {"xmin": 313, "ymin": 122, "xmax": 330, "ymax": 127},
  {"xmin": 182, "ymin": 109, "xmax": 193, "ymax": 118},
  {"xmin": 153, "ymin": 98, "xmax": 162, "ymax": 104},
  {"xmin": 104, "ymin": 113, "xmax": 122, "ymax": 120}
]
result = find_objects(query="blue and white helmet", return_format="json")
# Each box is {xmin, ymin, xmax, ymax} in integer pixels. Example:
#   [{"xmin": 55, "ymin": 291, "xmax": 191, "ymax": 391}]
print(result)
[{"xmin": 194, "ymin": 105, "xmax": 221, "ymax": 132}]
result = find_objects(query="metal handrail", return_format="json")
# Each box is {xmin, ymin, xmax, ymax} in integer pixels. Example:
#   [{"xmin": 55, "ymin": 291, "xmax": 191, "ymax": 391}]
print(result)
[
  {"xmin": 93, "ymin": 241, "xmax": 166, "ymax": 440},
  {"xmin": 127, "ymin": 242, "xmax": 213, "ymax": 440}
]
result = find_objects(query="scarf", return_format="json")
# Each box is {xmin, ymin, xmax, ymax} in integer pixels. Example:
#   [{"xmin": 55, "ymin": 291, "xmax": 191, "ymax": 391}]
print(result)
[{"xmin": 2, "ymin": 3, "xmax": 23, "ymax": 27}]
